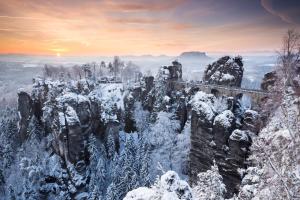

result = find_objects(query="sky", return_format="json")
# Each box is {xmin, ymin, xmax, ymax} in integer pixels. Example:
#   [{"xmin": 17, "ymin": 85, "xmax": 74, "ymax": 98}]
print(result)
[{"xmin": 0, "ymin": 0, "xmax": 299, "ymax": 56}]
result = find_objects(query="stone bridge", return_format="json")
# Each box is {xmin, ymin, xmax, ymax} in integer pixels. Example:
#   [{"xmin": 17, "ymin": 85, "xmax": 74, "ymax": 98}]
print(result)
[{"xmin": 176, "ymin": 81, "xmax": 271, "ymax": 106}]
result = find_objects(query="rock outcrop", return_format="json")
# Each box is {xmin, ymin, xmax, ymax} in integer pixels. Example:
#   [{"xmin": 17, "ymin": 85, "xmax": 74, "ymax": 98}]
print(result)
[
  {"xmin": 18, "ymin": 79, "xmax": 122, "ymax": 164},
  {"xmin": 189, "ymin": 91, "xmax": 258, "ymax": 197},
  {"xmin": 18, "ymin": 91, "xmax": 33, "ymax": 141},
  {"xmin": 162, "ymin": 60, "xmax": 183, "ymax": 81},
  {"xmin": 261, "ymin": 71, "xmax": 277, "ymax": 91},
  {"xmin": 203, "ymin": 56, "xmax": 244, "ymax": 87}
]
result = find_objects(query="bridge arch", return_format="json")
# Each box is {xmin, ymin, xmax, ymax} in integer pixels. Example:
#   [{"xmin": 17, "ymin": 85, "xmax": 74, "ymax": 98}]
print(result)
[{"xmin": 240, "ymin": 94, "xmax": 252, "ymax": 110}]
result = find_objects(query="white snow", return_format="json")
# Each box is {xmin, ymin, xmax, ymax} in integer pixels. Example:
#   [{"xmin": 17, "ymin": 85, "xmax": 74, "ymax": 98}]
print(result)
[
  {"xmin": 56, "ymin": 92, "xmax": 89, "ymax": 107},
  {"xmin": 124, "ymin": 171, "xmax": 193, "ymax": 200},
  {"xmin": 124, "ymin": 187, "xmax": 156, "ymax": 200},
  {"xmin": 163, "ymin": 95, "xmax": 171, "ymax": 103},
  {"xmin": 237, "ymin": 88, "xmax": 300, "ymax": 199},
  {"xmin": 190, "ymin": 91, "xmax": 216, "ymax": 122},
  {"xmin": 213, "ymin": 110, "xmax": 234, "ymax": 128},
  {"xmin": 58, "ymin": 112, "xmax": 66, "ymax": 126},
  {"xmin": 89, "ymin": 83, "xmax": 124, "ymax": 122},
  {"xmin": 220, "ymin": 73, "xmax": 235, "ymax": 81}
]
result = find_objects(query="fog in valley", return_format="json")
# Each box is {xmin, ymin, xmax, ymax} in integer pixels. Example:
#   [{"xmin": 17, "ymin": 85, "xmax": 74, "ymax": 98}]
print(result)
[{"xmin": 0, "ymin": 52, "xmax": 276, "ymax": 108}]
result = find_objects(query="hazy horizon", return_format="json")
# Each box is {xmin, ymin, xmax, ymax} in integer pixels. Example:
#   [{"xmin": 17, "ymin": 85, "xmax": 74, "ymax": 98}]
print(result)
[{"xmin": 0, "ymin": 50, "xmax": 278, "ymax": 57}]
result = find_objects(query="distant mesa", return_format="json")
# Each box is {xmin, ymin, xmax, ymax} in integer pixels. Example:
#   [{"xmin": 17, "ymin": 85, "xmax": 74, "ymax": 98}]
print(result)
[{"xmin": 178, "ymin": 51, "xmax": 210, "ymax": 60}]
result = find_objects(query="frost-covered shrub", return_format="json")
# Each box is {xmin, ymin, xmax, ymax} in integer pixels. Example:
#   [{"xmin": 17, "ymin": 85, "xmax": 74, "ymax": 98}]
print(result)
[
  {"xmin": 192, "ymin": 163, "xmax": 226, "ymax": 200},
  {"xmin": 124, "ymin": 171, "xmax": 193, "ymax": 200},
  {"xmin": 237, "ymin": 89, "xmax": 300, "ymax": 199}
]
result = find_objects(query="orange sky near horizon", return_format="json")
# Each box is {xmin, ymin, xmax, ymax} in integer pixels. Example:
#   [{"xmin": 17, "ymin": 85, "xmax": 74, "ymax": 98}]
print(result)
[{"xmin": 0, "ymin": 0, "xmax": 299, "ymax": 56}]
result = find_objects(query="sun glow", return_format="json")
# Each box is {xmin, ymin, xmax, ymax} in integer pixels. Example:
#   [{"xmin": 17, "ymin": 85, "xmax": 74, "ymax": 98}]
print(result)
[{"xmin": 56, "ymin": 52, "xmax": 61, "ymax": 57}]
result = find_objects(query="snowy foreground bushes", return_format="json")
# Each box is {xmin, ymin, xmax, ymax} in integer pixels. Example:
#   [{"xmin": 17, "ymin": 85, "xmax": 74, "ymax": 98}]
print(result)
[
  {"xmin": 236, "ymin": 89, "xmax": 300, "ymax": 199},
  {"xmin": 124, "ymin": 163, "xmax": 226, "ymax": 200}
]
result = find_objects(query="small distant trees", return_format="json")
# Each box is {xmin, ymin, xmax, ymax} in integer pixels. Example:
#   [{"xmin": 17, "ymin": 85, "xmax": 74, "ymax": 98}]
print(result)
[
  {"xmin": 108, "ymin": 62, "xmax": 113, "ymax": 76},
  {"xmin": 112, "ymin": 56, "xmax": 122, "ymax": 77},
  {"xmin": 72, "ymin": 65, "xmax": 83, "ymax": 79},
  {"xmin": 83, "ymin": 65, "xmax": 92, "ymax": 79},
  {"xmin": 99, "ymin": 61, "xmax": 106, "ymax": 77},
  {"xmin": 43, "ymin": 65, "xmax": 59, "ymax": 79}
]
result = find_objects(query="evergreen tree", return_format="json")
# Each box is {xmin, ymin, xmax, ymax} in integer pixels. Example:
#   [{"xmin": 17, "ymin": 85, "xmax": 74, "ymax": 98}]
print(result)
[
  {"xmin": 138, "ymin": 139, "xmax": 151, "ymax": 187},
  {"xmin": 106, "ymin": 133, "xmax": 115, "ymax": 159},
  {"xmin": 106, "ymin": 182, "xmax": 117, "ymax": 200},
  {"xmin": 192, "ymin": 163, "xmax": 226, "ymax": 200}
]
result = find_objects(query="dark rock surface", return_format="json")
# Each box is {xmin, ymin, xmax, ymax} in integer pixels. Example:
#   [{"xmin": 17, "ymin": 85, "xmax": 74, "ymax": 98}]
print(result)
[
  {"xmin": 162, "ymin": 60, "xmax": 183, "ymax": 81},
  {"xmin": 242, "ymin": 110, "xmax": 262, "ymax": 134},
  {"xmin": 17, "ymin": 79, "xmax": 121, "ymax": 164},
  {"xmin": 188, "ymin": 91, "xmax": 258, "ymax": 197},
  {"xmin": 261, "ymin": 71, "xmax": 277, "ymax": 91},
  {"xmin": 17, "ymin": 91, "xmax": 32, "ymax": 141},
  {"xmin": 203, "ymin": 56, "xmax": 244, "ymax": 87}
]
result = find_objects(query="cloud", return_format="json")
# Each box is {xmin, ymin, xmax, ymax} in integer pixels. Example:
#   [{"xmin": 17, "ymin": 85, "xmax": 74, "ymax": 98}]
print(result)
[
  {"xmin": 0, "ymin": 15, "xmax": 81, "ymax": 22},
  {"xmin": 102, "ymin": 0, "xmax": 186, "ymax": 12},
  {"xmin": 169, "ymin": 23, "xmax": 194, "ymax": 30},
  {"xmin": 110, "ymin": 18, "xmax": 161, "ymax": 24},
  {"xmin": 261, "ymin": 0, "xmax": 300, "ymax": 24}
]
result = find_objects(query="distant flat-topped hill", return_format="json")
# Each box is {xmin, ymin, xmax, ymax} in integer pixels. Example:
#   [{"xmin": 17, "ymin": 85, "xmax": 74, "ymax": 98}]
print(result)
[{"xmin": 179, "ymin": 51, "xmax": 211, "ymax": 60}]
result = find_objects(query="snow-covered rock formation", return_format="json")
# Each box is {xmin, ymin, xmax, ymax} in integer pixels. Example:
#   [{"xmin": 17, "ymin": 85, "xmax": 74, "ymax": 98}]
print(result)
[
  {"xmin": 236, "ymin": 88, "xmax": 300, "ymax": 199},
  {"xmin": 124, "ymin": 171, "xmax": 193, "ymax": 200},
  {"xmin": 125, "ymin": 163, "xmax": 226, "ymax": 200},
  {"xmin": 18, "ymin": 79, "xmax": 123, "ymax": 164},
  {"xmin": 7, "ymin": 57, "xmax": 266, "ymax": 199},
  {"xmin": 203, "ymin": 56, "xmax": 244, "ymax": 87},
  {"xmin": 188, "ymin": 90, "xmax": 260, "ymax": 197},
  {"xmin": 260, "ymin": 71, "xmax": 278, "ymax": 91}
]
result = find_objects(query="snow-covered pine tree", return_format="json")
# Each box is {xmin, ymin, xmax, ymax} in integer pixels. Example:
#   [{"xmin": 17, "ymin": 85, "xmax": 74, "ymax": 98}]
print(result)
[
  {"xmin": 106, "ymin": 182, "xmax": 117, "ymax": 200},
  {"xmin": 149, "ymin": 111, "xmax": 180, "ymax": 177},
  {"xmin": 138, "ymin": 138, "xmax": 151, "ymax": 187},
  {"xmin": 88, "ymin": 135, "xmax": 100, "ymax": 165},
  {"xmin": 88, "ymin": 135, "xmax": 107, "ymax": 197},
  {"xmin": 192, "ymin": 162, "xmax": 226, "ymax": 200},
  {"xmin": 106, "ymin": 133, "xmax": 116, "ymax": 159}
]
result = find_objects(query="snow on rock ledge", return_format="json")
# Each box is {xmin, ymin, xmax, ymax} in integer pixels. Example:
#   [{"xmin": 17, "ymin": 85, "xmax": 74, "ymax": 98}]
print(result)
[
  {"xmin": 124, "ymin": 171, "xmax": 193, "ymax": 200},
  {"xmin": 213, "ymin": 110, "xmax": 235, "ymax": 128},
  {"xmin": 189, "ymin": 91, "xmax": 216, "ymax": 124},
  {"xmin": 203, "ymin": 56, "xmax": 244, "ymax": 87}
]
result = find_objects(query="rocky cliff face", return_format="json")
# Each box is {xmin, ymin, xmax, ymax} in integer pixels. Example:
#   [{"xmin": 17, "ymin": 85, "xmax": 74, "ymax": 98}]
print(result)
[
  {"xmin": 15, "ymin": 59, "xmax": 261, "ymax": 199},
  {"xmin": 261, "ymin": 71, "xmax": 277, "ymax": 91},
  {"xmin": 188, "ymin": 56, "xmax": 263, "ymax": 197},
  {"xmin": 188, "ymin": 91, "xmax": 260, "ymax": 197},
  {"xmin": 161, "ymin": 60, "xmax": 183, "ymax": 81},
  {"xmin": 18, "ymin": 79, "xmax": 124, "ymax": 164},
  {"xmin": 17, "ymin": 62, "xmax": 186, "ymax": 164},
  {"xmin": 203, "ymin": 56, "xmax": 244, "ymax": 87}
]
